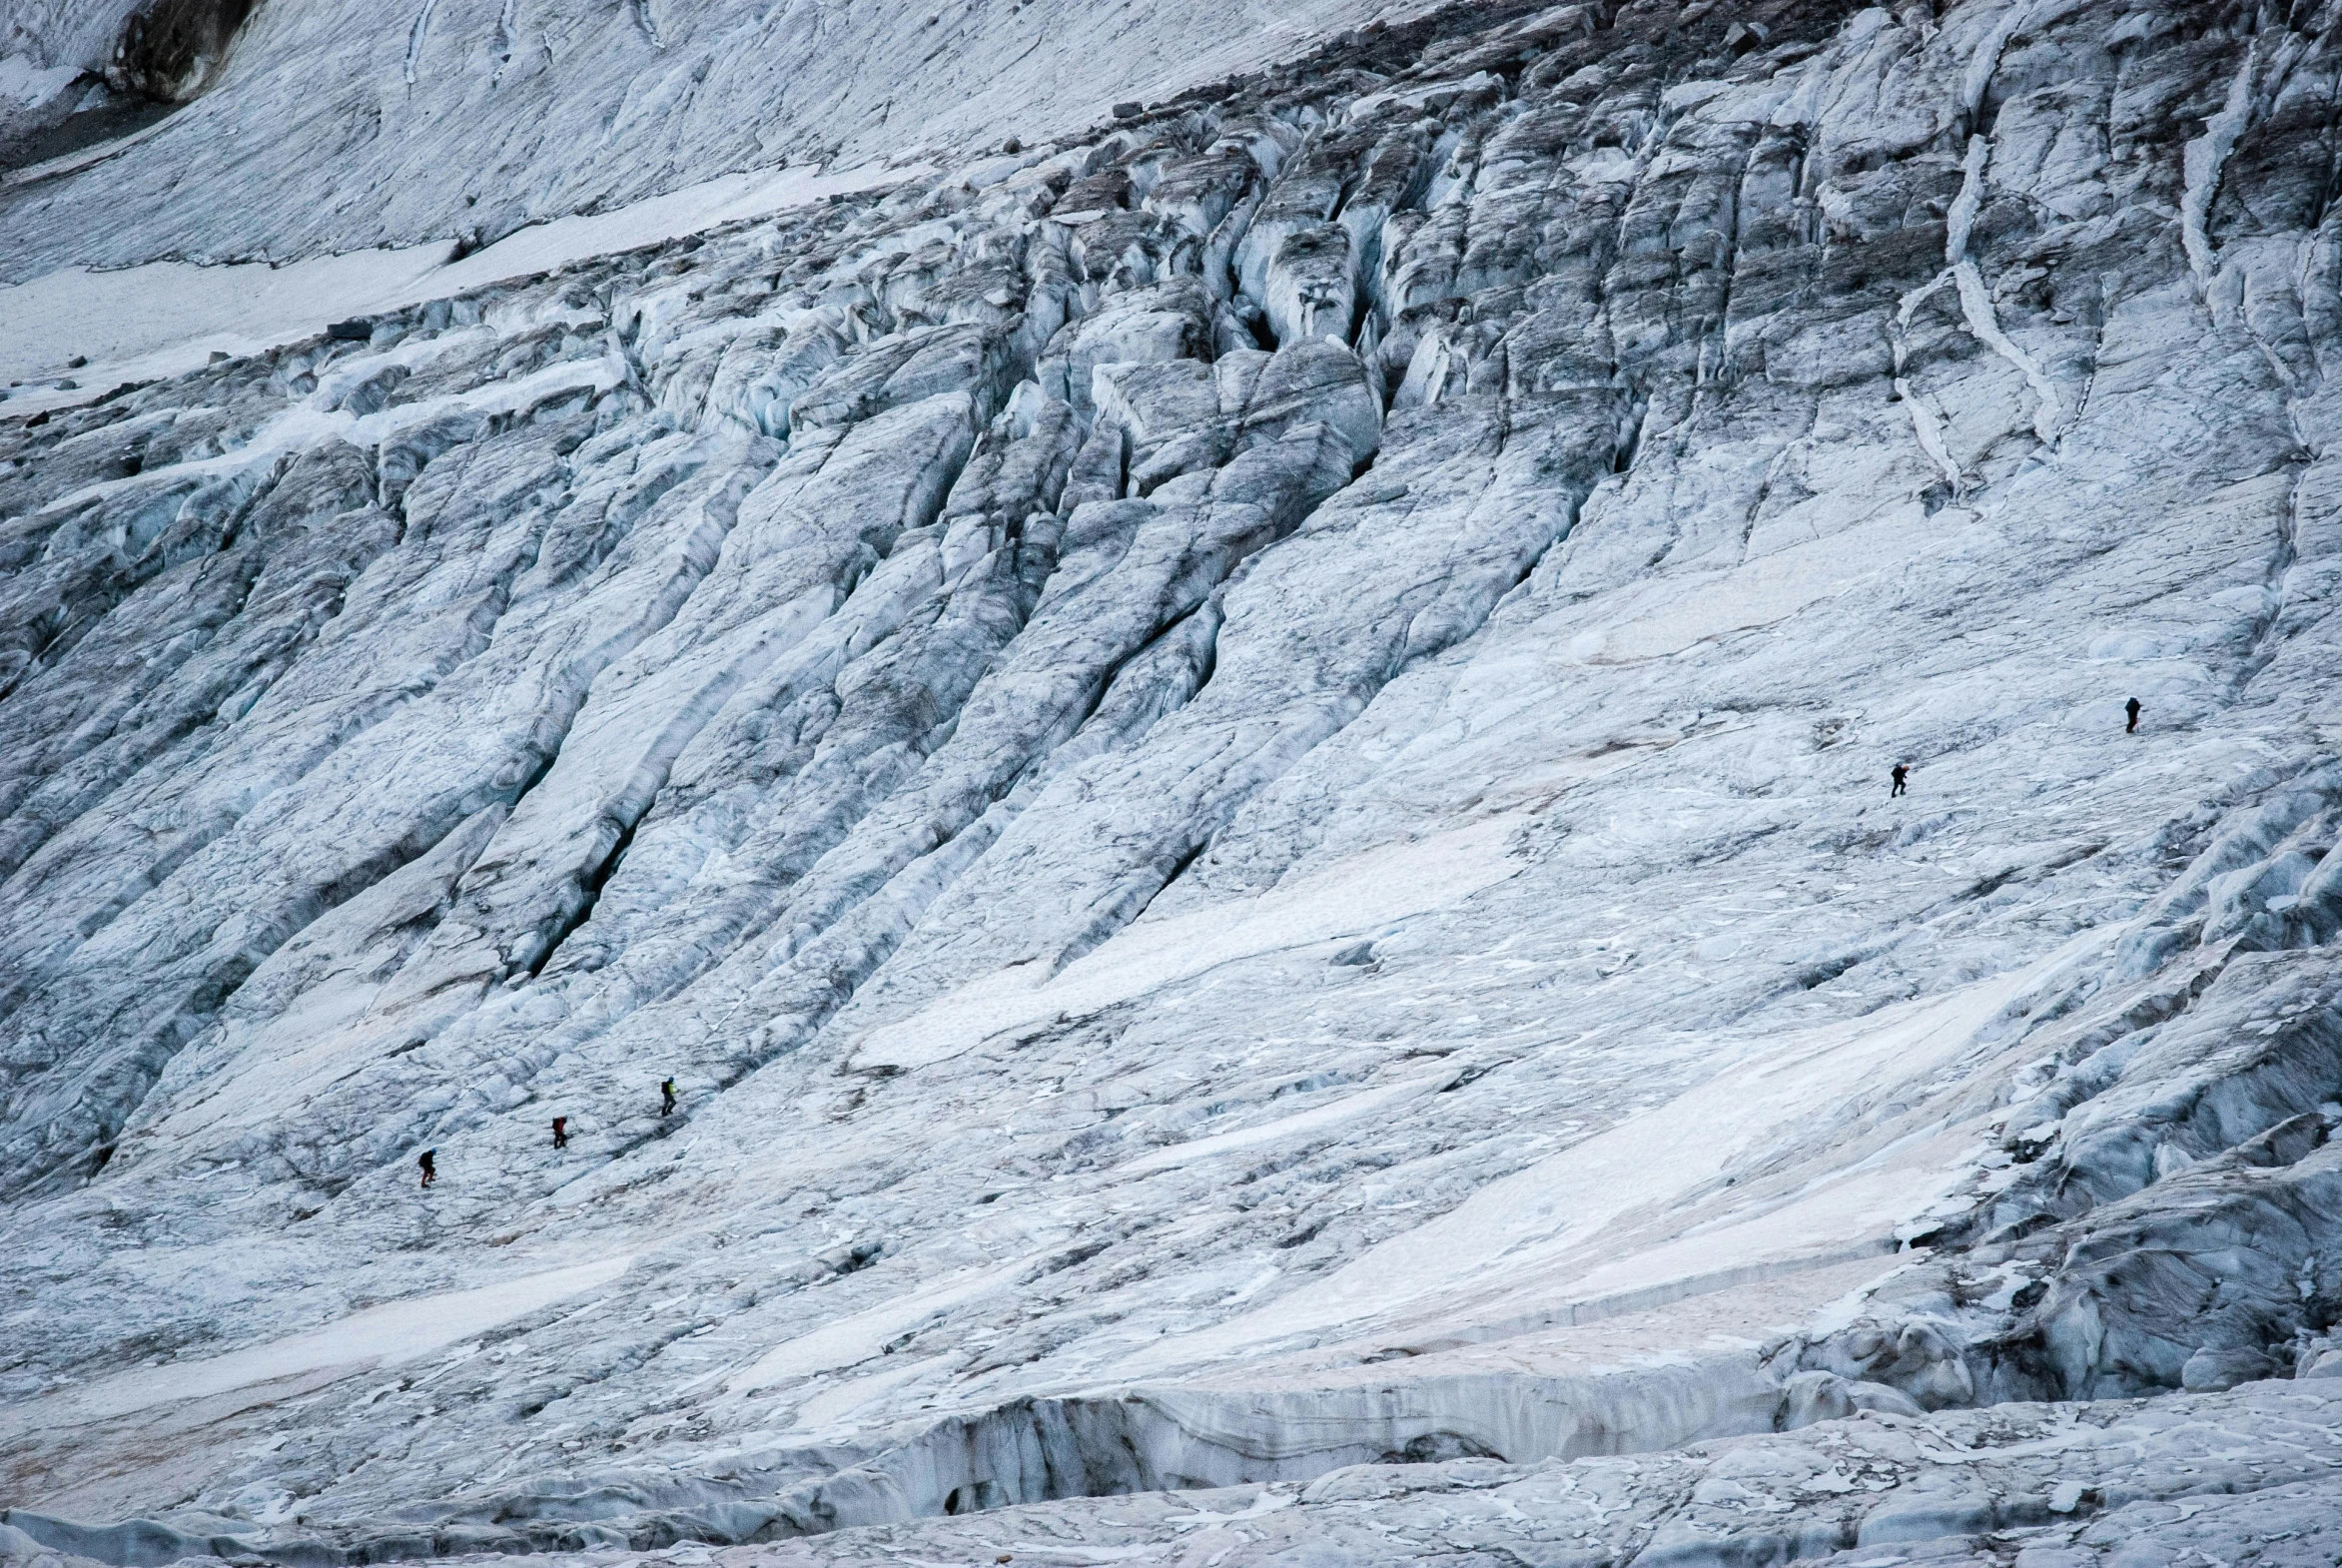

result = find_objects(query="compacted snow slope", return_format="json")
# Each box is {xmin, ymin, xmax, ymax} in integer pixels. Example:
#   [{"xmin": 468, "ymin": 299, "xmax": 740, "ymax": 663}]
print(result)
[
  {"xmin": 6, "ymin": 0, "xmax": 2342, "ymax": 1564},
  {"xmin": 0, "ymin": 0, "xmax": 1421, "ymax": 281}
]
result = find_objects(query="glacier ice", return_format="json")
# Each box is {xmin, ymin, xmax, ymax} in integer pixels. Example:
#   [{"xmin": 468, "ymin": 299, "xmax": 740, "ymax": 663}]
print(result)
[{"xmin": 7, "ymin": 0, "xmax": 2342, "ymax": 1563}]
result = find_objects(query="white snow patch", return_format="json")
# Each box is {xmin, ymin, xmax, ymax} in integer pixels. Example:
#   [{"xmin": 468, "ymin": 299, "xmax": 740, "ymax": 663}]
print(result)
[
  {"xmin": 39, "ymin": 1255, "xmax": 631, "ymax": 1421},
  {"xmin": 729, "ymin": 1255, "xmax": 1036, "ymax": 1395},
  {"xmin": 852, "ymin": 819, "xmax": 1523, "ymax": 1074},
  {"xmin": 1115, "ymin": 963, "xmax": 2041, "ymax": 1374},
  {"xmin": 1581, "ymin": 509, "xmax": 1930, "ymax": 661},
  {"xmin": 1124, "ymin": 1077, "xmax": 1449, "ymax": 1175},
  {"xmin": 0, "ymin": 161, "xmax": 911, "ymax": 405}
]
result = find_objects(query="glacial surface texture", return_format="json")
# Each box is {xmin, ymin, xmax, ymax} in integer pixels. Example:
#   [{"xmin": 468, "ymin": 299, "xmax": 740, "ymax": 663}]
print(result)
[{"xmin": 6, "ymin": 0, "xmax": 2342, "ymax": 1564}]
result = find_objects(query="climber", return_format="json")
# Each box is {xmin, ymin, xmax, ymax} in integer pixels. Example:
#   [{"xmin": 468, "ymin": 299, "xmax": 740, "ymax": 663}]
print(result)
[
  {"xmin": 418, "ymin": 1149, "xmax": 436, "ymax": 1187},
  {"xmin": 552, "ymin": 1117, "xmax": 568, "ymax": 1150},
  {"xmin": 1890, "ymin": 762, "xmax": 1908, "ymax": 798},
  {"xmin": 660, "ymin": 1078, "xmax": 677, "ymax": 1117},
  {"xmin": 2125, "ymin": 696, "xmax": 2141, "ymax": 734}
]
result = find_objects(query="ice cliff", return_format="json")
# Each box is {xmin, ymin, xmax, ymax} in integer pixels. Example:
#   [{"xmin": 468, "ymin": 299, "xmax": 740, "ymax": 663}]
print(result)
[{"xmin": 6, "ymin": 0, "xmax": 2342, "ymax": 1564}]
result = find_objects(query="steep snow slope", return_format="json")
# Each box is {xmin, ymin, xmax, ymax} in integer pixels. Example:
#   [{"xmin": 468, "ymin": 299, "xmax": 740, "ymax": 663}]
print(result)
[
  {"xmin": 6, "ymin": 0, "xmax": 2342, "ymax": 1563},
  {"xmin": 0, "ymin": 0, "xmax": 1435, "ymax": 280}
]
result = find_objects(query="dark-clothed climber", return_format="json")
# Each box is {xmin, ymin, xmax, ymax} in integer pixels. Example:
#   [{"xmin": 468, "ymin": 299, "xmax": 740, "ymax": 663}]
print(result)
[
  {"xmin": 660, "ymin": 1079, "xmax": 677, "ymax": 1117},
  {"xmin": 552, "ymin": 1117, "xmax": 568, "ymax": 1150},
  {"xmin": 1890, "ymin": 763, "xmax": 1909, "ymax": 798},
  {"xmin": 2126, "ymin": 696, "xmax": 2141, "ymax": 733},
  {"xmin": 418, "ymin": 1149, "xmax": 436, "ymax": 1187}
]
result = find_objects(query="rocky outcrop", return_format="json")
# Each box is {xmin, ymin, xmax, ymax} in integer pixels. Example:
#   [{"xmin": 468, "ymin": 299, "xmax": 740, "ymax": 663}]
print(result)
[{"xmin": 107, "ymin": 0, "xmax": 258, "ymax": 103}]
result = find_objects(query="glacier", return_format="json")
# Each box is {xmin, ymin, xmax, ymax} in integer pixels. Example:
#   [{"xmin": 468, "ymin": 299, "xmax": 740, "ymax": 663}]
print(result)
[{"xmin": 6, "ymin": 0, "xmax": 2342, "ymax": 1563}]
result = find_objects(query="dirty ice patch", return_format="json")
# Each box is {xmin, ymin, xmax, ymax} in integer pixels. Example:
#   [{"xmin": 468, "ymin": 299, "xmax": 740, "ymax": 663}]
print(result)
[
  {"xmin": 1, "ymin": 110, "xmax": 173, "ymax": 192},
  {"xmin": 850, "ymin": 818, "xmax": 1524, "ymax": 1074},
  {"xmin": 38, "ymin": 1255, "xmax": 631, "ymax": 1422},
  {"xmin": 0, "ymin": 160, "xmax": 910, "ymax": 405}
]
